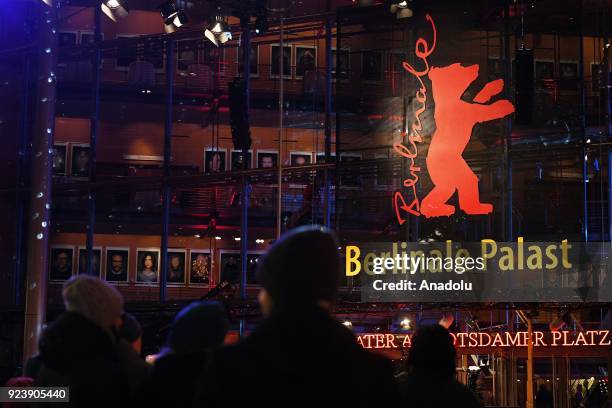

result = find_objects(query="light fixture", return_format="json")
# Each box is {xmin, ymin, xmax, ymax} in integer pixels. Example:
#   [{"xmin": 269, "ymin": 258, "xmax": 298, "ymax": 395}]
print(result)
[
  {"xmin": 101, "ymin": 0, "xmax": 129, "ymax": 22},
  {"xmin": 234, "ymin": 237, "xmax": 241, "ymax": 241},
  {"xmin": 390, "ymin": 0, "xmax": 413, "ymax": 19},
  {"xmin": 400, "ymin": 318, "xmax": 411, "ymax": 329},
  {"xmin": 214, "ymin": 236, "xmax": 222, "ymax": 240},
  {"xmin": 204, "ymin": 16, "xmax": 232, "ymax": 47},
  {"xmin": 342, "ymin": 320, "xmax": 352, "ymax": 329},
  {"xmin": 256, "ymin": 239, "xmax": 265, "ymax": 244},
  {"xmin": 160, "ymin": 1, "xmax": 188, "ymax": 32}
]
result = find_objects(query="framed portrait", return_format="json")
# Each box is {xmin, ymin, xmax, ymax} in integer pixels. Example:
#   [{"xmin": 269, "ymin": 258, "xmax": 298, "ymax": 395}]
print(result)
[
  {"xmin": 219, "ymin": 251, "xmax": 240, "ymax": 284},
  {"xmin": 105, "ymin": 247, "xmax": 129, "ymax": 283},
  {"xmin": 270, "ymin": 44, "xmax": 292, "ymax": 79},
  {"xmin": 77, "ymin": 246, "xmax": 102, "ymax": 277},
  {"xmin": 257, "ymin": 151, "xmax": 278, "ymax": 169},
  {"xmin": 361, "ymin": 50, "xmax": 383, "ymax": 81},
  {"xmin": 136, "ymin": 248, "xmax": 160, "ymax": 284},
  {"xmin": 332, "ymin": 48, "xmax": 350, "ymax": 80},
  {"xmin": 247, "ymin": 251, "xmax": 264, "ymax": 285},
  {"xmin": 231, "ymin": 150, "xmax": 252, "ymax": 171},
  {"xmin": 316, "ymin": 152, "xmax": 336, "ymax": 163},
  {"xmin": 204, "ymin": 148, "xmax": 226, "ymax": 174},
  {"xmin": 167, "ymin": 249, "xmax": 186, "ymax": 285},
  {"xmin": 290, "ymin": 152, "xmax": 312, "ymax": 167},
  {"xmin": 49, "ymin": 246, "xmax": 74, "ymax": 282},
  {"xmin": 52, "ymin": 143, "xmax": 67, "ymax": 176},
  {"xmin": 535, "ymin": 60, "xmax": 554, "ymax": 82},
  {"xmin": 559, "ymin": 61, "xmax": 578, "ymax": 91},
  {"xmin": 115, "ymin": 35, "xmax": 138, "ymax": 70},
  {"xmin": 58, "ymin": 31, "xmax": 78, "ymax": 47},
  {"xmin": 238, "ymin": 44, "xmax": 259, "ymax": 77},
  {"xmin": 177, "ymin": 40, "xmax": 197, "ymax": 72},
  {"xmin": 295, "ymin": 45, "xmax": 317, "ymax": 79},
  {"xmin": 71, "ymin": 144, "xmax": 90, "ymax": 178},
  {"xmin": 189, "ymin": 250, "xmax": 211, "ymax": 285},
  {"xmin": 340, "ymin": 153, "xmax": 363, "ymax": 188},
  {"xmin": 487, "ymin": 57, "xmax": 502, "ymax": 81}
]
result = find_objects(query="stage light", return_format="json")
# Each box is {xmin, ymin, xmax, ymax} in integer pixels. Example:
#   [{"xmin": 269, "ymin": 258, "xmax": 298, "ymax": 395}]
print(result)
[
  {"xmin": 234, "ymin": 237, "xmax": 241, "ymax": 241},
  {"xmin": 342, "ymin": 320, "xmax": 353, "ymax": 329},
  {"xmin": 101, "ymin": 0, "xmax": 129, "ymax": 22},
  {"xmin": 400, "ymin": 318, "xmax": 411, "ymax": 329},
  {"xmin": 160, "ymin": 1, "xmax": 188, "ymax": 29},
  {"xmin": 204, "ymin": 17, "xmax": 231, "ymax": 47},
  {"xmin": 215, "ymin": 236, "xmax": 222, "ymax": 240},
  {"xmin": 390, "ymin": 0, "xmax": 413, "ymax": 19}
]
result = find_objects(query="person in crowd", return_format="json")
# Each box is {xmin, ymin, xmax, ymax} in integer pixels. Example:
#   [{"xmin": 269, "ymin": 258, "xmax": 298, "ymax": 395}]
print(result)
[
  {"xmin": 535, "ymin": 383, "xmax": 553, "ymax": 408},
  {"xmin": 196, "ymin": 225, "xmax": 399, "ymax": 407},
  {"xmin": 397, "ymin": 324, "xmax": 482, "ymax": 408},
  {"xmin": 116, "ymin": 312, "xmax": 150, "ymax": 396},
  {"xmin": 34, "ymin": 276, "xmax": 144, "ymax": 406},
  {"xmin": 136, "ymin": 301, "xmax": 228, "ymax": 407}
]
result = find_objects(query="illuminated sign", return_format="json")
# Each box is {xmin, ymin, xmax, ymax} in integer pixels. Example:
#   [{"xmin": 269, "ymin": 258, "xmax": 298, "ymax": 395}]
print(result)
[
  {"xmin": 393, "ymin": 14, "xmax": 515, "ymax": 222},
  {"xmin": 356, "ymin": 330, "xmax": 611, "ymax": 350}
]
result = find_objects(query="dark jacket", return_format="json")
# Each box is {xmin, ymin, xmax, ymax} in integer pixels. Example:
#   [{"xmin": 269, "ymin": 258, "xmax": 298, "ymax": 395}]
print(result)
[
  {"xmin": 398, "ymin": 371, "xmax": 483, "ymax": 408},
  {"xmin": 197, "ymin": 306, "xmax": 399, "ymax": 407},
  {"xmin": 35, "ymin": 312, "xmax": 130, "ymax": 407},
  {"xmin": 137, "ymin": 351, "xmax": 209, "ymax": 407}
]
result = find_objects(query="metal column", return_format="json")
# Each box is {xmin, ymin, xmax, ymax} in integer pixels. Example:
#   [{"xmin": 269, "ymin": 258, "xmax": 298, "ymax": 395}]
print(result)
[
  {"xmin": 323, "ymin": 0, "xmax": 332, "ymax": 227},
  {"xmin": 86, "ymin": 5, "xmax": 102, "ymax": 274},
  {"xmin": 276, "ymin": 17, "xmax": 284, "ymax": 239},
  {"xmin": 23, "ymin": 0, "xmax": 57, "ymax": 363},
  {"xmin": 503, "ymin": 0, "xmax": 513, "ymax": 241},
  {"xmin": 160, "ymin": 38, "xmax": 174, "ymax": 303}
]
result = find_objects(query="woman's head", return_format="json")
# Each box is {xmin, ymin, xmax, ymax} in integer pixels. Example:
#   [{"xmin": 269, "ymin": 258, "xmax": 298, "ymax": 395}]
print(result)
[{"xmin": 141, "ymin": 253, "xmax": 155, "ymax": 271}]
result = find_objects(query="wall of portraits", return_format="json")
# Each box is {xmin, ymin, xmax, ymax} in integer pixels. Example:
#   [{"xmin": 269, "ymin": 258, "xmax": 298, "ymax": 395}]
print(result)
[{"xmin": 48, "ymin": 233, "xmax": 268, "ymax": 289}]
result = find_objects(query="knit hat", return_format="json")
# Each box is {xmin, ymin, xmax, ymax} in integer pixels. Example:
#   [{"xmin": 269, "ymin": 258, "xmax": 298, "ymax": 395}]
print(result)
[
  {"xmin": 62, "ymin": 275, "xmax": 124, "ymax": 332},
  {"xmin": 119, "ymin": 313, "xmax": 142, "ymax": 343},
  {"xmin": 257, "ymin": 225, "xmax": 340, "ymax": 308},
  {"xmin": 167, "ymin": 301, "xmax": 228, "ymax": 354}
]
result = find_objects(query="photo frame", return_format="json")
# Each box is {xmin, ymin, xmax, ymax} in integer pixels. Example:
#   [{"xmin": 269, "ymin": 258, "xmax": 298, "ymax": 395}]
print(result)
[
  {"xmin": 167, "ymin": 249, "xmax": 186, "ymax": 285},
  {"xmin": 77, "ymin": 246, "xmax": 102, "ymax": 277},
  {"xmin": 332, "ymin": 48, "xmax": 350, "ymax": 81},
  {"xmin": 238, "ymin": 44, "xmax": 259, "ymax": 78},
  {"xmin": 535, "ymin": 60, "xmax": 554, "ymax": 82},
  {"xmin": 105, "ymin": 247, "xmax": 129, "ymax": 283},
  {"xmin": 52, "ymin": 143, "xmax": 67, "ymax": 176},
  {"xmin": 189, "ymin": 250, "xmax": 211, "ymax": 285},
  {"xmin": 290, "ymin": 152, "xmax": 312, "ymax": 167},
  {"xmin": 257, "ymin": 150, "xmax": 278, "ymax": 169},
  {"xmin": 70, "ymin": 144, "xmax": 90, "ymax": 178},
  {"xmin": 270, "ymin": 44, "xmax": 292, "ymax": 79},
  {"xmin": 247, "ymin": 251, "xmax": 265, "ymax": 285},
  {"xmin": 219, "ymin": 250, "xmax": 240, "ymax": 283},
  {"xmin": 177, "ymin": 40, "xmax": 197, "ymax": 72},
  {"xmin": 361, "ymin": 50, "xmax": 383, "ymax": 82},
  {"xmin": 559, "ymin": 61, "xmax": 578, "ymax": 91},
  {"xmin": 231, "ymin": 150, "xmax": 252, "ymax": 171},
  {"xmin": 136, "ymin": 248, "xmax": 160, "ymax": 284},
  {"xmin": 295, "ymin": 45, "xmax": 317, "ymax": 79},
  {"xmin": 316, "ymin": 152, "xmax": 336, "ymax": 163},
  {"xmin": 49, "ymin": 245, "xmax": 74, "ymax": 282},
  {"xmin": 204, "ymin": 148, "xmax": 227, "ymax": 174}
]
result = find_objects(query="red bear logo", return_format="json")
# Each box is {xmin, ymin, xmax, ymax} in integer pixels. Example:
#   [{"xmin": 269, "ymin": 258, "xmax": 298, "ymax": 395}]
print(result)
[{"xmin": 420, "ymin": 63, "xmax": 514, "ymax": 218}]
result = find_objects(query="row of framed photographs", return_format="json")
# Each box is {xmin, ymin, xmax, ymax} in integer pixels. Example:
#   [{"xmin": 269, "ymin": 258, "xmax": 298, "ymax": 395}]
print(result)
[
  {"xmin": 49, "ymin": 246, "xmax": 264, "ymax": 286},
  {"xmin": 52, "ymin": 143, "xmax": 89, "ymax": 177},
  {"xmin": 204, "ymin": 149, "xmax": 317, "ymax": 173}
]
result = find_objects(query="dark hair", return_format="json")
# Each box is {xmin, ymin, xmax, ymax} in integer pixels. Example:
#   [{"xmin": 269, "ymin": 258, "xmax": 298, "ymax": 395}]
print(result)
[
  {"xmin": 167, "ymin": 301, "xmax": 228, "ymax": 354},
  {"xmin": 140, "ymin": 252, "xmax": 156, "ymax": 271},
  {"xmin": 406, "ymin": 325, "xmax": 457, "ymax": 381},
  {"xmin": 257, "ymin": 225, "xmax": 339, "ymax": 308}
]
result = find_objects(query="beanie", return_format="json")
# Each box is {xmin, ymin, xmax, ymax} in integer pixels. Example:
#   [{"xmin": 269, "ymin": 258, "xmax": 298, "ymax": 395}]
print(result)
[
  {"xmin": 62, "ymin": 275, "xmax": 124, "ymax": 332},
  {"xmin": 167, "ymin": 301, "xmax": 228, "ymax": 354},
  {"xmin": 257, "ymin": 225, "xmax": 340, "ymax": 308}
]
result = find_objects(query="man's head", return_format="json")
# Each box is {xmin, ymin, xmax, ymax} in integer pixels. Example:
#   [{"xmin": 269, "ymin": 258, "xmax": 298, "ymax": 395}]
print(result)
[
  {"xmin": 56, "ymin": 251, "xmax": 69, "ymax": 271},
  {"xmin": 261, "ymin": 156, "xmax": 273, "ymax": 168},
  {"xmin": 257, "ymin": 225, "xmax": 340, "ymax": 315},
  {"xmin": 119, "ymin": 313, "xmax": 143, "ymax": 355},
  {"xmin": 406, "ymin": 325, "xmax": 456, "ymax": 381},
  {"xmin": 62, "ymin": 275, "xmax": 124, "ymax": 334},
  {"xmin": 111, "ymin": 254, "xmax": 124, "ymax": 273},
  {"xmin": 170, "ymin": 255, "xmax": 181, "ymax": 270}
]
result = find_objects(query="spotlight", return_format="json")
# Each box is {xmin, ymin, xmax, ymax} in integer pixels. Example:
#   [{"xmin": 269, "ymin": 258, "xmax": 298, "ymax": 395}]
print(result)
[
  {"xmin": 204, "ymin": 16, "xmax": 232, "ymax": 47},
  {"xmin": 160, "ymin": 1, "xmax": 188, "ymax": 30},
  {"xmin": 400, "ymin": 318, "xmax": 411, "ymax": 329},
  {"xmin": 234, "ymin": 237, "xmax": 241, "ymax": 241},
  {"xmin": 214, "ymin": 236, "xmax": 222, "ymax": 240},
  {"xmin": 390, "ymin": 0, "xmax": 413, "ymax": 19},
  {"xmin": 101, "ymin": 0, "xmax": 129, "ymax": 22},
  {"xmin": 342, "ymin": 320, "xmax": 353, "ymax": 329}
]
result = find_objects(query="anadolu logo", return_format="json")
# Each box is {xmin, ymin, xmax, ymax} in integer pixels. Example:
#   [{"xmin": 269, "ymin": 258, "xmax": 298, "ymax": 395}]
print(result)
[{"xmin": 393, "ymin": 14, "xmax": 515, "ymax": 224}]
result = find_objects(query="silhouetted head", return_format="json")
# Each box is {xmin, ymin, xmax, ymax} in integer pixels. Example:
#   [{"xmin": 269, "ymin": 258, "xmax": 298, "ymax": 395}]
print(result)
[
  {"xmin": 167, "ymin": 301, "xmax": 228, "ymax": 354},
  {"xmin": 257, "ymin": 225, "xmax": 340, "ymax": 313},
  {"xmin": 406, "ymin": 325, "xmax": 456, "ymax": 381}
]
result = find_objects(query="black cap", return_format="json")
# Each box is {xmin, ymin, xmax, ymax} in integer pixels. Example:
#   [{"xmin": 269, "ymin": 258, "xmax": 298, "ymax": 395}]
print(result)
[{"xmin": 257, "ymin": 225, "xmax": 340, "ymax": 308}]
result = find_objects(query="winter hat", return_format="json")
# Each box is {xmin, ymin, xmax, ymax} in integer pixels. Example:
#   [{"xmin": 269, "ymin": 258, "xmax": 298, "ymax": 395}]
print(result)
[
  {"xmin": 167, "ymin": 301, "xmax": 228, "ymax": 354},
  {"xmin": 62, "ymin": 275, "xmax": 124, "ymax": 332},
  {"xmin": 257, "ymin": 225, "xmax": 340, "ymax": 308},
  {"xmin": 119, "ymin": 313, "xmax": 142, "ymax": 343}
]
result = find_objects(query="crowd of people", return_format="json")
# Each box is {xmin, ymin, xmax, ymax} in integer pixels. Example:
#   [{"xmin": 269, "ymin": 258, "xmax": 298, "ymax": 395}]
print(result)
[{"xmin": 8, "ymin": 226, "xmax": 484, "ymax": 407}]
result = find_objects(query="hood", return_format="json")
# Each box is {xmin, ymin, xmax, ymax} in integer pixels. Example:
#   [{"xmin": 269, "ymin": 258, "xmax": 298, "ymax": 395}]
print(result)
[{"xmin": 38, "ymin": 312, "xmax": 116, "ymax": 372}]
